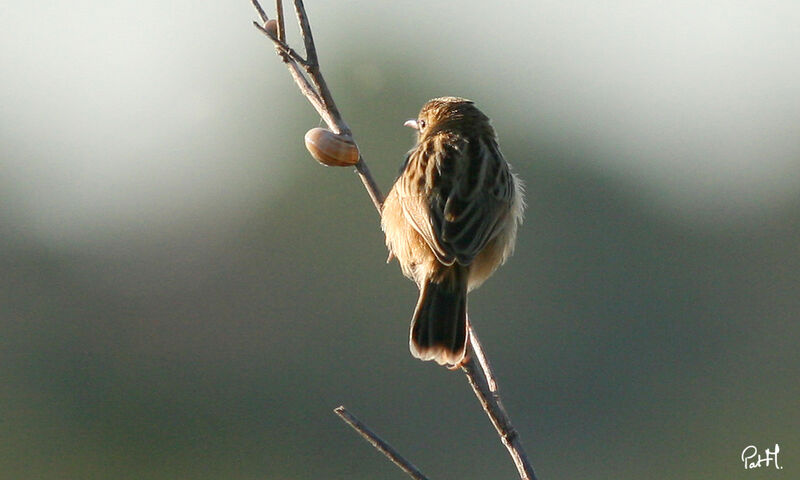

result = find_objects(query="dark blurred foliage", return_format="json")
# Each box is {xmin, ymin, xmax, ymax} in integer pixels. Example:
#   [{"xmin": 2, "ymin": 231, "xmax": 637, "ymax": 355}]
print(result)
[{"xmin": 2, "ymin": 7, "xmax": 799, "ymax": 480}]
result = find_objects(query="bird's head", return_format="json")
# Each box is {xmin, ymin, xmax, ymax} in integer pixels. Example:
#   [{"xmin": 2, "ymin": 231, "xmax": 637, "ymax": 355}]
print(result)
[{"xmin": 404, "ymin": 97, "xmax": 493, "ymax": 140}]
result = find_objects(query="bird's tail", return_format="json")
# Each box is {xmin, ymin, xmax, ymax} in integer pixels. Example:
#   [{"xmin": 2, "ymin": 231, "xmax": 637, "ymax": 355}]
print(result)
[{"xmin": 409, "ymin": 266, "xmax": 469, "ymax": 366}]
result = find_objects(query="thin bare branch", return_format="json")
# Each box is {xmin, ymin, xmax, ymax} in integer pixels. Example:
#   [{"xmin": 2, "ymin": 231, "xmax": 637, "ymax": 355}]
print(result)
[
  {"xmin": 276, "ymin": 0, "xmax": 286, "ymax": 43},
  {"xmin": 251, "ymin": 0, "xmax": 269, "ymax": 23},
  {"xmin": 462, "ymin": 330, "xmax": 539, "ymax": 480},
  {"xmin": 467, "ymin": 324, "xmax": 497, "ymax": 392},
  {"xmin": 252, "ymin": 21, "xmax": 308, "ymax": 67},
  {"xmin": 334, "ymin": 406, "xmax": 430, "ymax": 480},
  {"xmin": 254, "ymin": 24, "xmax": 323, "ymax": 110},
  {"xmin": 292, "ymin": 0, "xmax": 317, "ymax": 66},
  {"xmin": 354, "ymin": 158, "xmax": 384, "ymax": 213},
  {"xmin": 290, "ymin": 0, "xmax": 348, "ymax": 134}
]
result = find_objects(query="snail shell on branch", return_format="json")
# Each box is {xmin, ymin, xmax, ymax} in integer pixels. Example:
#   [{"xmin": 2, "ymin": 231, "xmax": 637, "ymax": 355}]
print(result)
[
  {"xmin": 264, "ymin": 19, "xmax": 278, "ymax": 38},
  {"xmin": 304, "ymin": 128, "xmax": 360, "ymax": 167}
]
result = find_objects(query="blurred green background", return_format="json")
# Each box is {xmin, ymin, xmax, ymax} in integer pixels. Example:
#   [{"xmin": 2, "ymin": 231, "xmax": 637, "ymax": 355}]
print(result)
[{"xmin": 1, "ymin": 1, "xmax": 798, "ymax": 479}]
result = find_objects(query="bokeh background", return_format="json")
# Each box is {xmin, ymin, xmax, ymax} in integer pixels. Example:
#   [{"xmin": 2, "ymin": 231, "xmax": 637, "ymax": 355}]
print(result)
[{"xmin": 2, "ymin": 1, "xmax": 798, "ymax": 479}]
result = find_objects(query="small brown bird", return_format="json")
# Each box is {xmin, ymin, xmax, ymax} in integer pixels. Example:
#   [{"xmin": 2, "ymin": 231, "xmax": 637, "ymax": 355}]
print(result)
[{"xmin": 382, "ymin": 97, "xmax": 524, "ymax": 366}]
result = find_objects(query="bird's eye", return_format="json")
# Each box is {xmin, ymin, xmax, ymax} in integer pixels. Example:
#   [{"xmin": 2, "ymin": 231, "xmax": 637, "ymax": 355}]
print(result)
[{"xmin": 418, "ymin": 119, "xmax": 426, "ymax": 130}]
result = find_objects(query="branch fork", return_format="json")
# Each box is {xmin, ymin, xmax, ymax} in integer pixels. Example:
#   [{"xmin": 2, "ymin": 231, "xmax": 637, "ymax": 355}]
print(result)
[{"xmin": 251, "ymin": 0, "xmax": 385, "ymax": 213}]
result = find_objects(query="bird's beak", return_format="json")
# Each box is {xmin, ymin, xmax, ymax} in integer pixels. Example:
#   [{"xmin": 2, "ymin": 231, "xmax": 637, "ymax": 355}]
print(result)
[{"xmin": 403, "ymin": 119, "xmax": 419, "ymax": 130}]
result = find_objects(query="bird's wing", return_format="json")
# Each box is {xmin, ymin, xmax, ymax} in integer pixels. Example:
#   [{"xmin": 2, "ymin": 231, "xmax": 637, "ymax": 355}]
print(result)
[
  {"xmin": 400, "ymin": 135, "xmax": 512, "ymax": 266},
  {"xmin": 398, "ymin": 178, "xmax": 457, "ymax": 266}
]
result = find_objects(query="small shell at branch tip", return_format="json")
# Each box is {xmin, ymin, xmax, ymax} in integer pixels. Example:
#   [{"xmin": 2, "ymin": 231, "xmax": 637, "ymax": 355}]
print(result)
[
  {"xmin": 304, "ymin": 128, "xmax": 360, "ymax": 167},
  {"xmin": 264, "ymin": 19, "xmax": 278, "ymax": 38}
]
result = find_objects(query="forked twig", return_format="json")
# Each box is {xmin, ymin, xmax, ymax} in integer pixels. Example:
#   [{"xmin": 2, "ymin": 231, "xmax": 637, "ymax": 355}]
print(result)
[
  {"xmin": 463, "ymin": 327, "xmax": 538, "ymax": 480},
  {"xmin": 251, "ymin": 2, "xmax": 537, "ymax": 479},
  {"xmin": 334, "ymin": 406, "xmax": 430, "ymax": 480},
  {"xmin": 250, "ymin": 0, "xmax": 383, "ymax": 214}
]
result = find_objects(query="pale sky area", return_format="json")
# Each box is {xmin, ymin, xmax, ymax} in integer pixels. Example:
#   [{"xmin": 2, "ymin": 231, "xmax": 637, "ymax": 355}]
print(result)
[{"xmin": 2, "ymin": 0, "xmax": 799, "ymax": 243}]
